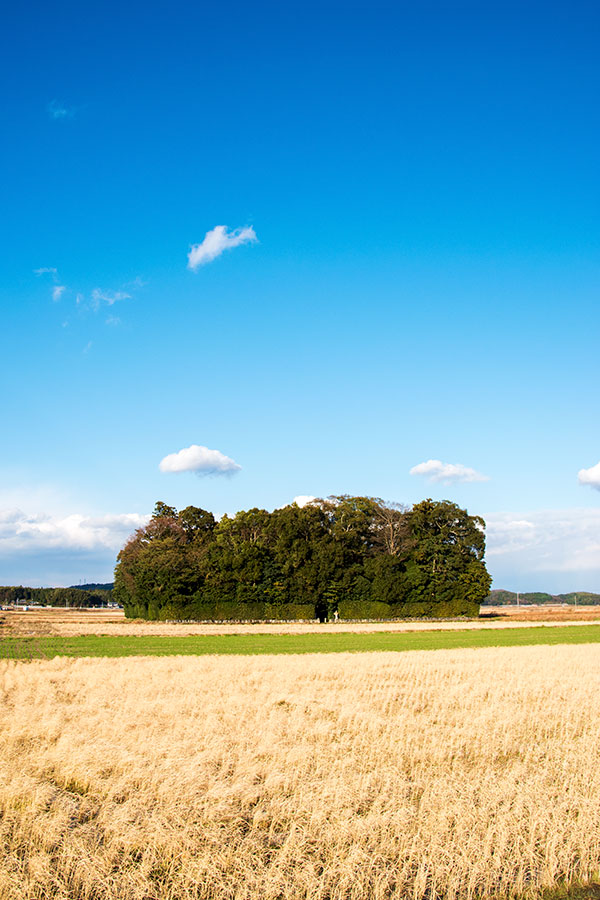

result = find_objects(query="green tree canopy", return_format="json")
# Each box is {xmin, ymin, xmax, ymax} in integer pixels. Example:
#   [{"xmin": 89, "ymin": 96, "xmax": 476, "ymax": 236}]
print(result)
[{"xmin": 114, "ymin": 497, "xmax": 491, "ymax": 621}]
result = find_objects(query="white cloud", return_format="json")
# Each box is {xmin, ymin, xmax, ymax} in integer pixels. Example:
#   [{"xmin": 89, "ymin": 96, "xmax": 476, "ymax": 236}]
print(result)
[
  {"xmin": 410, "ymin": 459, "xmax": 490, "ymax": 484},
  {"xmin": 35, "ymin": 270, "xmax": 143, "ymax": 322},
  {"xmin": 91, "ymin": 288, "xmax": 131, "ymax": 309},
  {"xmin": 0, "ymin": 508, "xmax": 148, "ymax": 555},
  {"xmin": 34, "ymin": 266, "xmax": 65, "ymax": 302},
  {"xmin": 485, "ymin": 508, "xmax": 600, "ymax": 575},
  {"xmin": 578, "ymin": 461, "xmax": 600, "ymax": 491},
  {"xmin": 292, "ymin": 495, "xmax": 317, "ymax": 508},
  {"xmin": 0, "ymin": 485, "xmax": 149, "ymax": 584},
  {"xmin": 47, "ymin": 100, "xmax": 75, "ymax": 120},
  {"xmin": 159, "ymin": 444, "xmax": 241, "ymax": 476},
  {"xmin": 187, "ymin": 225, "xmax": 258, "ymax": 270}
]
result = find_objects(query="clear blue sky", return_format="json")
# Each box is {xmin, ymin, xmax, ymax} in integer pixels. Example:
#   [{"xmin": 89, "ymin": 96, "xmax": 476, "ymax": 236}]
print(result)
[{"xmin": 1, "ymin": 0, "xmax": 599, "ymax": 590}]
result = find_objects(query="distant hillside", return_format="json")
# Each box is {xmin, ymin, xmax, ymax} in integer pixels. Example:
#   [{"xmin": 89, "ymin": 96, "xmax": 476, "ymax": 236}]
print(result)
[
  {"xmin": 70, "ymin": 583, "xmax": 114, "ymax": 592},
  {"xmin": 484, "ymin": 589, "xmax": 600, "ymax": 605}
]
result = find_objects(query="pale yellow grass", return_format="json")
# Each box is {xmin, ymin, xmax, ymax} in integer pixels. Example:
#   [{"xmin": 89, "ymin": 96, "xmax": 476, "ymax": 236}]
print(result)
[
  {"xmin": 2, "ymin": 646, "xmax": 600, "ymax": 899},
  {"xmin": 4, "ymin": 606, "xmax": 600, "ymax": 637}
]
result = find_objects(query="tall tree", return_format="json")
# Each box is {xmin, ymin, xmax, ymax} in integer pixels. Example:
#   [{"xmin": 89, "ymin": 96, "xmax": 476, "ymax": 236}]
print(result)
[{"xmin": 407, "ymin": 499, "xmax": 490, "ymax": 610}]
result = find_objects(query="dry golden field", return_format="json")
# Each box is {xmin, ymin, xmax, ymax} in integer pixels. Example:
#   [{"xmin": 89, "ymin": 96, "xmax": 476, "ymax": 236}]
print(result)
[
  {"xmin": 2, "ymin": 605, "xmax": 600, "ymax": 637},
  {"xmin": 484, "ymin": 605, "xmax": 600, "ymax": 623},
  {"xmin": 2, "ymin": 645, "xmax": 600, "ymax": 899}
]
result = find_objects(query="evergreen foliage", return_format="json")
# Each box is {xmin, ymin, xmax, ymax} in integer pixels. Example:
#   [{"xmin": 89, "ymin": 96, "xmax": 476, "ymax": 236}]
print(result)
[{"xmin": 114, "ymin": 497, "xmax": 491, "ymax": 620}]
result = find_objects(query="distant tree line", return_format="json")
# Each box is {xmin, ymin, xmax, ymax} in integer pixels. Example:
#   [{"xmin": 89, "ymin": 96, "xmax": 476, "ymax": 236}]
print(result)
[
  {"xmin": 74, "ymin": 583, "xmax": 114, "ymax": 592},
  {"xmin": 114, "ymin": 496, "xmax": 491, "ymax": 621},
  {"xmin": 0, "ymin": 585, "xmax": 113, "ymax": 607},
  {"xmin": 484, "ymin": 589, "xmax": 600, "ymax": 605}
]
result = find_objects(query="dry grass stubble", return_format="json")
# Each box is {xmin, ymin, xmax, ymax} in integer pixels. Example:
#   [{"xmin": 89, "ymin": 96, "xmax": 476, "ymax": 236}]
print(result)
[
  {"xmin": 3, "ymin": 605, "xmax": 600, "ymax": 638},
  {"xmin": 1, "ymin": 645, "xmax": 600, "ymax": 899}
]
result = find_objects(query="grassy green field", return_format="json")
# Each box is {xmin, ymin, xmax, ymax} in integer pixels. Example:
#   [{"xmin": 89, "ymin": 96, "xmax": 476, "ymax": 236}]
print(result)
[{"xmin": 2, "ymin": 623, "xmax": 600, "ymax": 659}]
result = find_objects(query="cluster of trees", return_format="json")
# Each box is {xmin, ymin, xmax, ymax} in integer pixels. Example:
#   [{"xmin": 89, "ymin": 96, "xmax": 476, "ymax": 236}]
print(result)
[
  {"xmin": 0, "ymin": 585, "xmax": 113, "ymax": 607},
  {"xmin": 114, "ymin": 496, "xmax": 491, "ymax": 621},
  {"xmin": 485, "ymin": 589, "xmax": 600, "ymax": 605}
]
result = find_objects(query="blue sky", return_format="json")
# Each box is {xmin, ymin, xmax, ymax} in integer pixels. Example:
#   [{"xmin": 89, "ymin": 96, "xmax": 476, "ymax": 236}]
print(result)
[{"xmin": 1, "ymin": 0, "xmax": 599, "ymax": 590}]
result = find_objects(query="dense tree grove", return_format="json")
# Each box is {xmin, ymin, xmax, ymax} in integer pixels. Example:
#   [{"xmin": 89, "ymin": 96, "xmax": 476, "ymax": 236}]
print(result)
[{"xmin": 114, "ymin": 496, "xmax": 491, "ymax": 621}]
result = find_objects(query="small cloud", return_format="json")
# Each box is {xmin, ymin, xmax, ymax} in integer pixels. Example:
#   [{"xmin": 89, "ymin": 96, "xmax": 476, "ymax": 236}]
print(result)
[
  {"xmin": 578, "ymin": 461, "xmax": 600, "ymax": 491},
  {"xmin": 410, "ymin": 459, "xmax": 490, "ymax": 484},
  {"xmin": 47, "ymin": 99, "xmax": 75, "ymax": 120},
  {"xmin": 82, "ymin": 341, "xmax": 92, "ymax": 354},
  {"xmin": 159, "ymin": 444, "xmax": 241, "ymax": 477},
  {"xmin": 188, "ymin": 225, "xmax": 257, "ymax": 270},
  {"xmin": 34, "ymin": 267, "xmax": 66, "ymax": 302},
  {"xmin": 292, "ymin": 495, "xmax": 317, "ymax": 508},
  {"xmin": 91, "ymin": 288, "xmax": 131, "ymax": 309},
  {"xmin": 37, "ymin": 270, "xmax": 143, "ymax": 331}
]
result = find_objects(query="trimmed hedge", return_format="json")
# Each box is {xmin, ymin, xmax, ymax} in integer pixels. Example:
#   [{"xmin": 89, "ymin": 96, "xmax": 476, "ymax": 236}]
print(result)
[
  {"xmin": 337, "ymin": 599, "xmax": 480, "ymax": 620},
  {"xmin": 388, "ymin": 599, "xmax": 480, "ymax": 619},
  {"xmin": 123, "ymin": 599, "xmax": 317, "ymax": 622},
  {"xmin": 337, "ymin": 599, "xmax": 393, "ymax": 620}
]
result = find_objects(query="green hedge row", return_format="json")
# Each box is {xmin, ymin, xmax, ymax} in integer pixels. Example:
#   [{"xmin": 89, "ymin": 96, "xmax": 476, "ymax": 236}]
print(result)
[
  {"xmin": 124, "ymin": 597, "xmax": 479, "ymax": 622},
  {"xmin": 338, "ymin": 598, "xmax": 479, "ymax": 619},
  {"xmin": 126, "ymin": 600, "xmax": 317, "ymax": 622}
]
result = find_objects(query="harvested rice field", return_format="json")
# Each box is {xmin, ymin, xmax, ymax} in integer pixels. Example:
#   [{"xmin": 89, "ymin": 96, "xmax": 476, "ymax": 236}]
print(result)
[
  {"xmin": 1, "ymin": 644, "xmax": 600, "ymax": 899},
  {"xmin": 2, "ymin": 605, "xmax": 600, "ymax": 638}
]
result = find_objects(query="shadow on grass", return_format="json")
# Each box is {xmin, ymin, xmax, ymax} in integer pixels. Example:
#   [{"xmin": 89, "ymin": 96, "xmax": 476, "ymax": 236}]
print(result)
[{"xmin": 542, "ymin": 883, "xmax": 600, "ymax": 900}]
